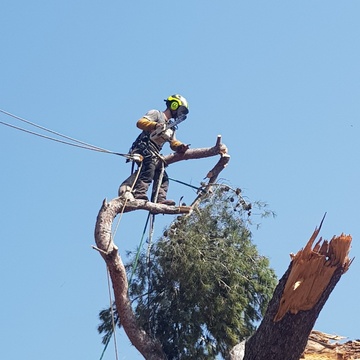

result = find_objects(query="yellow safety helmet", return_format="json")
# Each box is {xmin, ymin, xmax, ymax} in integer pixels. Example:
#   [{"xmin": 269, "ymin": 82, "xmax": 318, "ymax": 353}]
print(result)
[{"xmin": 165, "ymin": 94, "xmax": 189, "ymax": 113}]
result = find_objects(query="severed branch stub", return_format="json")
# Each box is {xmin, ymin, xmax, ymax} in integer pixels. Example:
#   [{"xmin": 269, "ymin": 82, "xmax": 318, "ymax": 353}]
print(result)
[
  {"xmin": 164, "ymin": 135, "xmax": 230, "ymax": 208},
  {"xmin": 241, "ymin": 217, "xmax": 353, "ymax": 360},
  {"xmin": 163, "ymin": 134, "xmax": 229, "ymax": 166},
  {"xmin": 94, "ymin": 136, "xmax": 230, "ymax": 360}
]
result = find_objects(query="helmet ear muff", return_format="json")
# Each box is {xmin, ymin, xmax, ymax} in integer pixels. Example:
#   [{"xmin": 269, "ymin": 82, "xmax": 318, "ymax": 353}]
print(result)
[{"xmin": 170, "ymin": 101, "xmax": 179, "ymax": 111}]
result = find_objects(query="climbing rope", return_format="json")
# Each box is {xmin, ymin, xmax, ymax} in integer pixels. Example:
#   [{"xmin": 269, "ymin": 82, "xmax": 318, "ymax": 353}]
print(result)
[
  {"xmin": 145, "ymin": 160, "xmax": 165, "ymax": 337},
  {"xmin": 129, "ymin": 212, "xmax": 151, "ymax": 282},
  {"xmin": 99, "ymin": 170, "xmax": 212, "ymax": 360},
  {"xmin": 146, "ymin": 161, "xmax": 165, "ymax": 260},
  {"xmin": 101, "ymin": 160, "xmax": 165, "ymax": 354},
  {"xmin": 107, "ymin": 161, "xmax": 143, "ymax": 252},
  {"xmin": 99, "ymin": 159, "xmax": 145, "ymax": 360},
  {"xmin": 106, "ymin": 266, "xmax": 119, "ymax": 360}
]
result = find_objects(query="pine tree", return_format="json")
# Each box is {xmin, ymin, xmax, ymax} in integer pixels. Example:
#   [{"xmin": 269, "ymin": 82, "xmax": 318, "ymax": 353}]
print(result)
[{"xmin": 99, "ymin": 186, "xmax": 277, "ymax": 359}]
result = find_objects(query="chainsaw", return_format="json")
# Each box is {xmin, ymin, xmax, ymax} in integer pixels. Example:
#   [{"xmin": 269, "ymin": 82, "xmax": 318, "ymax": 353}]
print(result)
[{"xmin": 150, "ymin": 115, "xmax": 187, "ymax": 141}]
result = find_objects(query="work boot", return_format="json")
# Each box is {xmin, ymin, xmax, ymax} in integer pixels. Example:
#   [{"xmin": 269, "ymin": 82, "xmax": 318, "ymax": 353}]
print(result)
[
  {"xmin": 135, "ymin": 193, "xmax": 149, "ymax": 201},
  {"xmin": 118, "ymin": 172, "xmax": 138, "ymax": 197},
  {"xmin": 156, "ymin": 182, "xmax": 176, "ymax": 205},
  {"xmin": 118, "ymin": 185, "xmax": 135, "ymax": 201},
  {"xmin": 133, "ymin": 180, "xmax": 150, "ymax": 201}
]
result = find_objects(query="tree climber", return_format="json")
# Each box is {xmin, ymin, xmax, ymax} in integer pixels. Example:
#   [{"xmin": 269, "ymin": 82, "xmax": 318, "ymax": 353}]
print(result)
[{"xmin": 119, "ymin": 94, "xmax": 190, "ymax": 205}]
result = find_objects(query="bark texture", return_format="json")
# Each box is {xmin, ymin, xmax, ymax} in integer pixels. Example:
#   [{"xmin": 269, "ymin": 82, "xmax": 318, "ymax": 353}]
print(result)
[
  {"xmin": 95, "ymin": 134, "xmax": 353, "ymax": 360},
  {"xmin": 241, "ymin": 222, "xmax": 352, "ymax": 360},
  {"xmin": 94, "ymin": 137, "xmax": 230, "ymax": 359},
  {"xmin": 94, "ymin": 198, "xmax": 167, "ymax": 359},
  {"xmin": 163, "ymin": 134, "xmax": 229, "ymax": 167}
]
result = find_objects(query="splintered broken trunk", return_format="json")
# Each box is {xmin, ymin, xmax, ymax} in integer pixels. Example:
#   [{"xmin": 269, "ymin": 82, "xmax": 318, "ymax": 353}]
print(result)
[
  {"xmin": 241, "ymin": 222, "xmax": 352, "ymax": 360},
  {"xmin": 302, "ymin": 330, "xmax": 360, "ymax": 359}
]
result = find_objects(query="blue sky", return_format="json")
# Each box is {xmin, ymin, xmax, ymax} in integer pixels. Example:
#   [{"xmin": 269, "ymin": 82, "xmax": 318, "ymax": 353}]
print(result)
[{"xmin": 1, "ymin": 1, "xmax": 359, "ymax": 359}]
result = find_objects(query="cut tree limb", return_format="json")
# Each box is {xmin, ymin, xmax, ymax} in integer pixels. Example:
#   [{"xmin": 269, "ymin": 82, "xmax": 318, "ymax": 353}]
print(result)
[
  {"xmin": 163, "ymin": 134, "xmax": 229, "ymax": 166},
  {"xmin": 94, "ymin": 136, "xmax": 230, "ymax": 359}
]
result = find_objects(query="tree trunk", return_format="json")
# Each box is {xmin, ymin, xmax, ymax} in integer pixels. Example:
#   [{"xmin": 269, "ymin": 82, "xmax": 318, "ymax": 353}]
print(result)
[
  {"xmin": 238, "ymin": 220, "xmax": 352, "ymax": 360},
  {"xmin": 94, "ymin": 135, "xmax": 353, "ymax": 360},
  {"xmin": 94, "ymin": 136, "xmax": 230, "ymax": 359}
]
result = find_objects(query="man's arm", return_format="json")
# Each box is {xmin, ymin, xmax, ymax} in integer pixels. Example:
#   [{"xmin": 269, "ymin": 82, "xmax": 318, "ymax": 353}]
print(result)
[
  {"xmin": 170, "ymin": 137, "xmax": 189, "ymax": 153},
  {"xmin": 137, "ymin": 109, "xmax": 165, "ymax": 132},
  {"xmin": 136, "ymin": 118, "xmax": 158, "ymax": 132}
]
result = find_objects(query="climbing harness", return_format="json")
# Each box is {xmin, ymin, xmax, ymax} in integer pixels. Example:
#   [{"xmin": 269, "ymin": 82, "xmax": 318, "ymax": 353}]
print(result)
[{"xmin": 127, "ymin": 110, "xmax": 186, "ymax": 161}]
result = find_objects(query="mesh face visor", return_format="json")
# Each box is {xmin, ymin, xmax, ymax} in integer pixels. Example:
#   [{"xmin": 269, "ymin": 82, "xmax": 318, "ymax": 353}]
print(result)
[{"xmin": 177, "ymin": 105, "xmax": 189, "ymax": 117}]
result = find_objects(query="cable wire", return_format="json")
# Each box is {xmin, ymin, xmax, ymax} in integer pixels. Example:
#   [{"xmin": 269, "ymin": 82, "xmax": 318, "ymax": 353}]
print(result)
[
  {"xmin": 0, "ymin": 108, "xmax": 106, "ymax": 151},
  {"xmin": 0, "ymin": 108, "xmax": 134, "ymax": 158}
]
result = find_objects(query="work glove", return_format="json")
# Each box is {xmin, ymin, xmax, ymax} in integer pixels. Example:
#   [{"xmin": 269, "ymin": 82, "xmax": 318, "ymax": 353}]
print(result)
[{"xmin": 176, "ymin": 143, "xmax": 190, "ymax": 153}]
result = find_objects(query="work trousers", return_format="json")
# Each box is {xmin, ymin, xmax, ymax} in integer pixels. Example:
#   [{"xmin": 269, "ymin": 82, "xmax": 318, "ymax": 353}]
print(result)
[{"xmin": 120, "ymin": 150, "xmax": 169, "ymax": 202}]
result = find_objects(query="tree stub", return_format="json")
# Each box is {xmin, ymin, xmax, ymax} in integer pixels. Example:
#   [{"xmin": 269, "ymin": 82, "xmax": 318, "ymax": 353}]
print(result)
[{"xmin": 241, "ymin": 220, "xmax": 353, "ymax": 360}]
